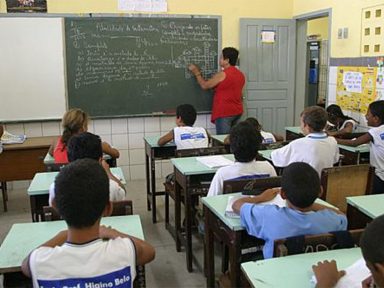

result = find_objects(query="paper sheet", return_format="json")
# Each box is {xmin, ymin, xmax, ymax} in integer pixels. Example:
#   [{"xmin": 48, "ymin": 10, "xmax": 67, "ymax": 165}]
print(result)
[{"xmin": 196, "ymin": 155, "xmax": 234, "ymax": 169}]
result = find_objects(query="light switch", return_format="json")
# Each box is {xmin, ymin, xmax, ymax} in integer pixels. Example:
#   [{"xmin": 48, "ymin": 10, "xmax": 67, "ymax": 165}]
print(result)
[
  {"xmin": 338, "ymin": 28, "xmax": 343, "ymax": 39},
  {"xmin": 343, "ymin": 27, "xmax": 349, "ymax": 39}
]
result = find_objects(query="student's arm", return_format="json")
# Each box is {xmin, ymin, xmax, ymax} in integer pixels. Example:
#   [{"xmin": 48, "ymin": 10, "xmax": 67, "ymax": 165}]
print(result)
[
  {"xmin": 272, "ymin": 133, "xmax": 284, "ymax": 142},
  {"xmin": 223, "ymin": 135, "xmax": 230, "ymax": 145},
  {"xmin": 310, "ymin": 202, "xmax": 345, "ymax": 215},
  {"xmin": 101, "ymin": 160, "xmax": 126, "ymax": 192},
  {"xmin": 336, "ymin": 132, "xmax": 372, "ymax": 147},
  {"xmin": 232, "ymin": 188, "xmax": 280, "ymax": 214},
  {"xmin": 188, "ymin": 64, "xmax": 225, "ymax": 90},
  {"xmin": 99, "ymin": 226, "xmax": 155, "ymax": 266},
  {"xmin": 157, "ymin": 130, "xmax": 174, "ymax": 146},
  {"xmin": 102, "ymin": 141, "xmax": 120, "ymax": 158},
  {"xmin": 21, "ymin": 230, "xmax": 68, "ymax": 278},
  {"xmin": 312, "ymin": 260, "xmax": 346, "ymax": 288},
  {"xmin": 48, "ymin": 138, "xmax": 57, "ymax": 156}
]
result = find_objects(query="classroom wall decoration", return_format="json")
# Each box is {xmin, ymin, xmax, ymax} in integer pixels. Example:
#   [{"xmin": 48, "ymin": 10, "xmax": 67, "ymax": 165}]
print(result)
[
  {"xmin": 6, "ymin": 0, "xmax": 47, "ymax": 13},
  {"xmin": 336, "ymin": 66, "xmax": 377, "ymax": 114},
  {"xmin": 361, "ymin": 4, "xmax": 384, "ymax": 56}
]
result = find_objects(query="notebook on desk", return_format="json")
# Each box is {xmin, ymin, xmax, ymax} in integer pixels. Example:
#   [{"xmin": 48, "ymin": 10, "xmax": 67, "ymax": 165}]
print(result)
[
  {"xmin": 1, "ymin": 130, "xmax": 26, "ymax": 144},
  {"xmin": 196, "ymin": 155, "xmax": 234, "ymax": 169}
]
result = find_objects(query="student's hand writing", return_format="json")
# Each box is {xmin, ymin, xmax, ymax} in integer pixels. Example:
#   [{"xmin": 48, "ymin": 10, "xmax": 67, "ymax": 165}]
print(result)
[
  {"xmin": 312, "ymin": 260, "xmax": 345, "ymax": 288},
  {"xmin": 99, "ymin": 225, "xmax": 118, "ymax": 240},
  {"xmin": 188, "ymin": 64, "xmax": 200, "ymax": 76},
  {"xmin": 362, "ymin": 275, "xmax": 375, "ymax": 288},
  {"xmin": 259, "ymin": 188, "xmax": 280, "ymax": 202}
]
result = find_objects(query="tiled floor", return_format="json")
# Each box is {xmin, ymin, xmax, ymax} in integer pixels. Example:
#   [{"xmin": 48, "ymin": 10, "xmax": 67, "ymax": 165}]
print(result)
[{"xmin": 0, "ymin": 180, "xmax": 208, "ymax": 288}]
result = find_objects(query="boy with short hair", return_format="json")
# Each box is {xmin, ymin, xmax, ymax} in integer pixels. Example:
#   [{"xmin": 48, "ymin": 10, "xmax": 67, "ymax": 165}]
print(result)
[
  {"xmin": 22, "ymin": 159, "xmax": 155, "ymax": 287},
  {"xmin": 271, "ymin": 106, "xmax": 339, "ymax": 176},
  {"xmin": 49, "ymin": 132, "xmax": 125, "ymax": 206},
  {"xmin": 207, "ymin": 121, "xmax": 277, "ymax": 197},
  {"xmin": 232, "ymin": 162, "xmax": 347, "ymax": 259},
  {"xmin": 313, "ymin": 214, "xmax": 384, "ymax": 288},
  {"xmin": 158, "ymin": 104, "xmax": 209, "ymax": 149}
]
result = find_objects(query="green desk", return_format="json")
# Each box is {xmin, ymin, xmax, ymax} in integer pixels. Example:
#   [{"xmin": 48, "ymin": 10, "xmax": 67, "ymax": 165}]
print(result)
[
  {"xmin": 44, "ymin": 152, "xmax": 114, "ymax": 171},
  {"xmin": 202, "ymin": 193, "xmax": 338, "ymax": 287},
  {"xmin": 210, "ymin": 134, "xmax": 230, "ymax": 152},
  {"xmin": 285, "ymin": 126, "xmax": 304, "ymax": 140},
  {"xmin": 241, "ymin": 247, "xmax": 362, "ymax": 288},
  {"xmin": 0, "ymin": 215, "xmax": 145, "ymax": 286},
  {"xmin": 144, "ymin": 136, "xmax": 176, "ymax": 223},
  {"xmin": 347, "ymin": 194, "xmax": 384, "ymax": 229},
  {"xmin": 27, "ymin": 167, "xmax": 126, "ymax": 222},
  {"xmin": 171, "ymin": 154, "xmax": 235, "ymax": 272}
]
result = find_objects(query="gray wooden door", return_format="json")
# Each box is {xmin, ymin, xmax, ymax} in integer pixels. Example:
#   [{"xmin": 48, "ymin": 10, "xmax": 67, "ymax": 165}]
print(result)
[{"xmin": 240, "ymin": 19, "xmax": 296, "ymax": 135}]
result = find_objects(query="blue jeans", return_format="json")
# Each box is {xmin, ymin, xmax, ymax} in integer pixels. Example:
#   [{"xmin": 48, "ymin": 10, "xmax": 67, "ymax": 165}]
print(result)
[{"xmin": 215, "ymin": 115, "xmax": 241, "ymax": 135}]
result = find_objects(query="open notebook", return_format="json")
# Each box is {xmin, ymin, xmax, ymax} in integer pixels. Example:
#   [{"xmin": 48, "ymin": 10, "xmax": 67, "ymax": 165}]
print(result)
[
  {"xmin": 1, "ymin": 130, "xmax": 26, "ymax": 144},
  {"xmin": 196, "ymin": 155, "xmax": 234, "ymax": 169},
  {"xmin": 225, "ymin": 193, "xmax": 286, "ymax": 218}
]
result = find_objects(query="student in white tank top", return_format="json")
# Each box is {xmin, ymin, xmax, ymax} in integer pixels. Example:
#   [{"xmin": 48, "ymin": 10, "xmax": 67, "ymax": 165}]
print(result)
[{"xmin": 158, "ymin": 104, "xmax": 209, "ymax": 149}]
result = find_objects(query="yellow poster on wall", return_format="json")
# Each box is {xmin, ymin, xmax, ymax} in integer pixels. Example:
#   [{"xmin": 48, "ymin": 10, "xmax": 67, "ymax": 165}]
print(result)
[{"xmin": 336, "ymin": 66, "xmax": 377, "ymax": 114}]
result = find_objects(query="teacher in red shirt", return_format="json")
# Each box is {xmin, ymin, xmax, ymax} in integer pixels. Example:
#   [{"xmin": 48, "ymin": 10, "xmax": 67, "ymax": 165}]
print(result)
[{"xmin": 188, "ymin": 47, "xmax": 245, "ymax": 134}]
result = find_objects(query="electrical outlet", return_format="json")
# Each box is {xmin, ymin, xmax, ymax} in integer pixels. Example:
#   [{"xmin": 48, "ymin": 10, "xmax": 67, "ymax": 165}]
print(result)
[
  {"xmin": 338, "ymin": 28, "xmax": 343, "ymax": 39},
  {"xmin": 343, "ymin": 27, "xmax": 349, "ymax": 39}
]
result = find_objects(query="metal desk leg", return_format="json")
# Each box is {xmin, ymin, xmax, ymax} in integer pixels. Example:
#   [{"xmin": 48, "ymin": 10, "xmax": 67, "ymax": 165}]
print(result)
[
  {"xmin": 185, "ymin": 183, "xmax": 193, "ymax": 272},
  {"xmin": 150, "ymin": 153, "xmax": 157, "ymax": 223},
  {"xmin": 204, "ymin": 206, "xmax": 215, "ymax": 287},
  {"xmin": 145, "ymin": 152, "xmax": 151, "ymax": 211},
  {"xmin": 229, "ymin": 233, "xmax": 242, "ymax": 287},
  {"xmin": 175, "ymin": 180, "xmax": 182, "ymax": 252}
]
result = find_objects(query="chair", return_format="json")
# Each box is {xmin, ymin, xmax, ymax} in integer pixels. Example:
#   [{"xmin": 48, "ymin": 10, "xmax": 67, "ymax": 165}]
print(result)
[
  {"xmin": 41, "ymin": 200, "xmax": 144, "ymax": 288},
  {"xmin": 320, "ymin": 164, "xmax": 374, "ymax": 213},
  {"xmin": 273, "ymin": 229, "xmax": 364, "ymax": 257},
  {"xmin": 1, "ymin": 181, "xmax": 8, "ymax": 212},
  {"xmin": 164, "ymin": 146, "xmax": 227, "ymax": 228},
  {"xmin": 223, "ymin": 176, "xmax": 282, "ymax": 194}
]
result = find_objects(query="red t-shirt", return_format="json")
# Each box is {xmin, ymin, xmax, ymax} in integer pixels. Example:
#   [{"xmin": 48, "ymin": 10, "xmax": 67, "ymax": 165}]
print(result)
[
  {"xmin": 211, "ymin": 66, "xmax": 245, "ymax": 123},
  {"xmin": 53, "ymin": 136, "xmax": 68, "ymax": 164}
]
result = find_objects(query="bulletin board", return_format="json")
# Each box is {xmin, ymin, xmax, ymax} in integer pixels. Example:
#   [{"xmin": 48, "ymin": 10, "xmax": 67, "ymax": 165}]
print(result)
[{"xmin": 336, "ymin": 66, "xmax": 377, "ymax": 114}]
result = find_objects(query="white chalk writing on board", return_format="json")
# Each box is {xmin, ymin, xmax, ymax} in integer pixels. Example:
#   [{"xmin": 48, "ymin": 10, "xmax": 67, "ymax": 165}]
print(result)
[{"xmin": 343, "ymin": 71, "xmax": 363, "ymax": 93}]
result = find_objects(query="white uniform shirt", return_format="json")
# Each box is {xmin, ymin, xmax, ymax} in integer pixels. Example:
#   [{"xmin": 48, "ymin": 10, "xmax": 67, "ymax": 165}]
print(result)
[
  {"xmin": 173, "ymin": 126, "xmax": 208, "ymax": 150},
  {"xmin": 207, "ymin": 160, "xmax": 277, "ymax": 197},
  {"xmin": 369, "ymin": 125, "xmax": 384, "ymax": 180},
  {"xmin": 271, "ymin": 132, "xmax": 339, "ymax": 176},
  {"xmin": 49, "ymin": 179, "xmax": 125, "ymax": 206},
  {"xmin": 29, "ymin": 237, "xmax": 136, "ymax": 288},
  {"xmin": 260, "ymin": 130, "xmax": 276, "ymax": 144}
]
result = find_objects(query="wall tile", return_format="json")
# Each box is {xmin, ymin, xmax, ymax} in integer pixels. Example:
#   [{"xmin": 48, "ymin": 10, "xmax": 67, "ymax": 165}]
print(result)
[
  {"xmin": 328, "ymin": 66, "xmax": 338, "ymax": 85},
  {"xmin": 24, "ymin": 122, "xmax": 43, "ymax": 137},
  {"xmin": 130, "ymin": 164, "xmax": 145, "ymax": 180},
  {"xmin": 144, "ymin": 131, "xmax": 158, "ymax": 137},
  {"xmin": 117, "ymin": 149, "xmax": 130, "ymax": 166},
  {"xmin": 128, "ymin": 118, "xmax": 144, "ymax": 133},
  {"xmin": 128, "ymin": 133, "xmax": 144, "ymax": 149},
  {"xmin": 112, "ymin": 118, "xmax": 128, "ymax": 134},
  {"xmin": 111, "ymin": 134, "xmax": 129, "ymax": 150},
  {"xmin": 160, "ymin": 116, "xmax": 175, "ymax": 133},
  {"xmin": 120, "ymin": 165, "xmax": 131, "ymax": 182},
  {"xmin": 99, "ymin": 134, "xmax": 112, "ymax": 145},
  {"xmin": 144, "ymin": 117, "xmax": 160, "ymax": 133},
  {"xmin": 4, "ymin": 123, "xmax": 24, "ymax": 135},
  {"xmin": 327, "ymin": 84, "xmax": 337, "ymax": 103},
  {"xmin": 94, "ymin": 119, "xmax": 111, "ymax": 135},
  {"xmin": 42, "ymin": 121, "xmax": 60, "ymax": 136},
  {"xmin": 195, "ymin": 114, "xmax": 207, "ymax": 128},
  {"xmin": 87, "ymin": 119, "xmax": 95, "ymax": 134},
  {"xmin": 161, "ymin": 160, "xmax": 174, "ymax": 178},
  {"xmin": 129, "ymin": 149, "xmax": 145, "ymax": 165}
]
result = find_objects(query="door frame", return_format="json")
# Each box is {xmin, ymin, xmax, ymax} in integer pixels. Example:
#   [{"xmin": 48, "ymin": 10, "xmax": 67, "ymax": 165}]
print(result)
[{"xmin": 293, "ymin": 8, "xmax": 332, "ymax": 125}]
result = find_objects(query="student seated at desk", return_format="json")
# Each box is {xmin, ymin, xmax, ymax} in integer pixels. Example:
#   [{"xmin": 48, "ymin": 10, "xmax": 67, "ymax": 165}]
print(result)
[
  {"xmin": 223, "ymin": 117, "xmax": 284, "ymax": 145},
  {"xmin": 326, "ymin": 104, "xmax": 358, "ymax": 137},
  {"xmin": 337, "ymin": 100, "xmax": 384, "ymax": 194},
  {"xmin": 313, "ymin": 214, "xmax": 384, "ymax": 288},
  {"xmin": 49, "ymin": 132, "xmax": 125, "ymax": 206},
  {"xmin": 49, "ymin": 108, "xmax": 119, "ymax": 164},
  {"xmin": 22, "ymin": 159, "xmax": 155, "ymax": 287},
  {"xmin": 158, "ymin": 104, "xmax": 209, "ymax": 149},
  {"xmin": 207, "ymin": 121, "xmax": 277, "ymax": 197},
  {"xmin": 232, "ymin": 162, "xmax": 347, "ymax": 259},
  {"xmin": 271, "ymin": 106, "xmax": 339, "ymax": 176}
]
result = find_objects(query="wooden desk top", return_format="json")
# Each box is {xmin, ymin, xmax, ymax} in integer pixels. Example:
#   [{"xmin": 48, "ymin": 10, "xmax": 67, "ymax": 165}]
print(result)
[
  {"xmin": 0, "ymin": 215, "xmax": 144, "ymax": 273},
  {"xmin": 241, "ymin": 247, "xmax": 362, "ymax": 288},
  {"xmin": 2, "ymin": 136, "xmax": 56, "ymax": 151},
  {"xmin": 347, "ymin": 194, "xmax": 384, "ymax": 219}
]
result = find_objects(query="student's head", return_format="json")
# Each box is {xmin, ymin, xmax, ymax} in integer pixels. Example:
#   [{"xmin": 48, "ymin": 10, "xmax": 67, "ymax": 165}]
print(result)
[
  {"xmin": 300, "ymin": 106, "xmax": 327, "ymax": 133},
  {"xmin": 229, "ymin": 121, "xmax": 262, "ymax": 162},
  {"xmin": 54, "ymin": 158, "xmax": 110, "ymax": 229},
  {"xmin": 245, "ymin": 117, "xmax": 262, "ymax": 131},
  {"xmin": 281, "ymin": 162, "xmax": 321, "ymax": 209},
  {"xmin": 326, "ymin": 104, "xmax": 344, "ymax": 124},
  {"xmin": 221, "ymin": 47, "xmax": 239, "ymax": 66},
  {"xmin": 360, "ymin": 214, "xmax": 384, "ymax": 287},
  {"xmin": 367, "ymin": 100, "xmax": 384, "ymax": 126},
  {"xmin": 67, "ymin": 132, "xmax": 102, "ymax": 162},
  {"xmin": 61, "ymin": 108, "xmax": 89, "ymax": 146},
  {"xmin": 176, "ymin": 104, "xmax": 197, "ymax": 126}
]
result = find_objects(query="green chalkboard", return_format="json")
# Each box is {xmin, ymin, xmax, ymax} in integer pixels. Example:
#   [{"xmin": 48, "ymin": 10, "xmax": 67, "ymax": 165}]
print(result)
[{"xmin": 64, "ymin": 16, "xmax": 219, "ymax": 117}]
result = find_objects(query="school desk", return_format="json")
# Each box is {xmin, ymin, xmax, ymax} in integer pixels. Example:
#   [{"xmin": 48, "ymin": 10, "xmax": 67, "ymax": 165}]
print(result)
[
  {"xmin": 201, "ymin": 192, "xmax": 339, "ymax": 287},
  {"xmin": 170, "ymin": 154, "xmax": 235, "ymax": 272},
  {"xmin": 43, "ymin": 151, "xmax": 114, "ymax": 171},
  {"xmin": 27, "ymin": 167, "xmax": 126, "ymax": 222},
  {"xmin": 144, "ymin": 136, "xmax": 176, "ymax": 223},
  {"xmin": 241, "ymin": 247, "xmax": 362, "ymax": 288},
  {"xmin": 0, "ymin": 215, "xmax": 146, "ymax": 287},
  {"xmin": 285, "ymin": 126, "xmax": 369, "ymax": 141},
  {"xmin": 210, "ymin": 134, "xmax": 230, "ymax": 152},
  {"xmin": 347, "ymin": 194, "xmax": 384, "ymax": 229},
  {"xmin": 0, "ymin": 136, "xmax": 57, "ymax": 212}
]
